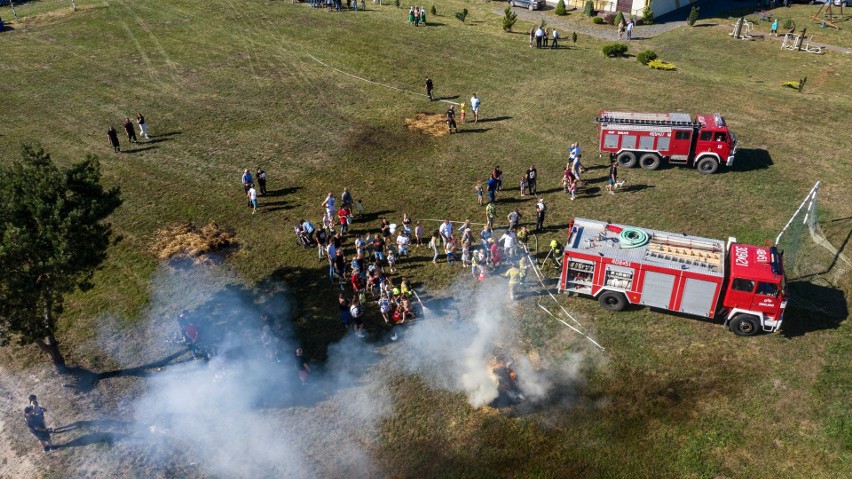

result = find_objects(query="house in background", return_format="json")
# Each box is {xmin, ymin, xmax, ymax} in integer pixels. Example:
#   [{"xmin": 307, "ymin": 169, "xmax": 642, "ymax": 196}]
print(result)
[{"xmin": 566, "ymin": 0, "xmax": 699, "ymax": 18}]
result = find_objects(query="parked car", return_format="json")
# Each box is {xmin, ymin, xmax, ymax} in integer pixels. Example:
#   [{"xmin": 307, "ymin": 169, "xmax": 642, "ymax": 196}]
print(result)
[{"xmin": 509, "ymin": 0, "xmax": 544, "ymax": 11}]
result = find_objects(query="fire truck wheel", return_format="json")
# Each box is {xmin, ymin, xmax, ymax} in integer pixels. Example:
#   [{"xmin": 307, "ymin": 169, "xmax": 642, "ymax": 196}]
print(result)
[
  {"xmin": 696, "ymin": 157, "xmax": 719, "ymax": 174},
  {"xmin": 730, "ymin": 314, "xmax": 760, "ymax": 336},
  {"xmin": 616, "ymin": 151, "xmax": 637, "ymax": 168},
  {"xmin": 598, "ymin": 291, "xmax": 627, "ymax": 312},
  {"xmin": 639, "ymin": 153, "xmax": 661, "ymax": 170}
]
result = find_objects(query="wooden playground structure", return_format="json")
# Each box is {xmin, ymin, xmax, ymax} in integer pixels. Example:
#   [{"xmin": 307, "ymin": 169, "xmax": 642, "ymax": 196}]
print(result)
[{"xmin": 812, "ymin": 1, "xmax": 845, "ymax": 30}]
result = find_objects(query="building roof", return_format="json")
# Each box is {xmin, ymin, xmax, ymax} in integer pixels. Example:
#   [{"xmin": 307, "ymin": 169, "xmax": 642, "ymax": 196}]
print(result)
[{"xmin": 564, "ymin": 218, "xmax": 725, "ymax": 277}]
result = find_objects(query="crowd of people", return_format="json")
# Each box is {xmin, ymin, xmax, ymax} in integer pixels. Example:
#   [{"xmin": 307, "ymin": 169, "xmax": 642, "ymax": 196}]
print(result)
[{"xmin": 306, "ymin": 0, "xmax": 367, "ymax": 12}]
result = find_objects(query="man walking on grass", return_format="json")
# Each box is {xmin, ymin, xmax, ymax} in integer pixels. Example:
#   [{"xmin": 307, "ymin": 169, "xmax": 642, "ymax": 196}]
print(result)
[
  {"xmin": 425, "ymin": 77, "xmax": 434, "ymax": 101},
  {"xmin": 24, "ymin": 407, "xmax": 53, "ymax": 453},
  {"xmin": 470, "ymin": 94, "xmax": 480, "ymax": 123}
]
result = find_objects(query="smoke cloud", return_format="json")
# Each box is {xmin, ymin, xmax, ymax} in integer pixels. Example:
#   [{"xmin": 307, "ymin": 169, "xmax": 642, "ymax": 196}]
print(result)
[{"xmin": 113, "ymin": 265, "xmax": 595, "ymax": 477}]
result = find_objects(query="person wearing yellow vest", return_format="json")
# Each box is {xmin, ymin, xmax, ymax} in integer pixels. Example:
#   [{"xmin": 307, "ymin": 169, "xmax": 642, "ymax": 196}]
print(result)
[{"xmin": 503, "ymin": 263, "xmax": 522, "ymax": 300}]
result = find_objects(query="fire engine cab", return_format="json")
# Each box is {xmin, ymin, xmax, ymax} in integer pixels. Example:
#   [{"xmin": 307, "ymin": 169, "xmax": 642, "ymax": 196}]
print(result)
[
  {"xmin": 559, "ymin": 218, "xmax": 787, "ymax": 336},
  {"xmin": 596, "ymin": 111, "xmax": 738, "ymax": 174}
]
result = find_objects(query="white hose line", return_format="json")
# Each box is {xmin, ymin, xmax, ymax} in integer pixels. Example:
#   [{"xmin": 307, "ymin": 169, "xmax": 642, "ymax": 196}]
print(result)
[{"xmin": 307, "ymin": 54, "xmax": 461, "ymax": 106}]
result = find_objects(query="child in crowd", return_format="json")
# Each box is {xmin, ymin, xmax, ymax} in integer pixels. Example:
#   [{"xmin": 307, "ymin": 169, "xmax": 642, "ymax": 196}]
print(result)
[
  {"xmin": 520, "ymin": 174, "xmax": 527, "ymax": 197},
  {"xmin": 414, "ymin": 221, "xmax": 424, "ymax": 247},
  {"xmin": 475, "ymin": 182, "xmax": 483, "ymax": 206}
]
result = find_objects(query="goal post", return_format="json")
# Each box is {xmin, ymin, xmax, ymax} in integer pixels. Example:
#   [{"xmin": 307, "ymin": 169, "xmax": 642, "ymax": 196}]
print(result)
[{"xmin": 775, "ymin": 181, "xmax": 850, "ymax": 314}]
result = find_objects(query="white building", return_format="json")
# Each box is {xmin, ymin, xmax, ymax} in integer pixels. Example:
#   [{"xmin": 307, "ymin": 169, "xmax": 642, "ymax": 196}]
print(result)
[{"xmin": 567, "ymin": 0, "xmax": 698, "ymax": 18}]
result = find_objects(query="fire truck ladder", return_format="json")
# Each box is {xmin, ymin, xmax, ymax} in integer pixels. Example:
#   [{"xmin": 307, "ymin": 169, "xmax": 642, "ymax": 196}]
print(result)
[{"xmin": 595, "ymin": 116, "xmax": 701, "ymax": 129}]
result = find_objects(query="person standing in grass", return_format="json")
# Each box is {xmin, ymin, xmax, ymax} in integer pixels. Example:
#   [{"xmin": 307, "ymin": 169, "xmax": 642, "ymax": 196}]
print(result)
[
  {"xmin": 460, "ymin": 102, "xmax": 466, "ymax": 123},
  {"xmin": 617, "ymin": 20, "xmax": 625, "ymax": 40},
  {"xmin": 123, "ymin": 117, "xmax": 137, "ymax": 143},
  {"xmin": 242, "ymin": 169, "xmax": 254, "ymax": 206},
  {"xmin": 606, "ymin": 161, "xmax": 618, "ymax": 195},
  {"xmin": 338, "ymin": 293, "xmax": 351, "ymax": 329},
  {"xmin": 256, "ymin": 168, "xmax": 267, "ymax": 196},
  {"xmin": 107, "ymin": 126, "xmax": 120, "ymax": 153},
  {"xmin": 485, "ymin": 201, "xmax": 496, "ymax": 229},
  {"xmin": 520, "ymin": 174, "xmax": 527, "ymax": 197},
  {"xmin": 429, "ymin": 231, "xmax": 440, "ymax": 263},
  {"xmin": 503, "ymin": 263, "xmax": 522, "ymax": 300},
  {"xmin": 535, "ymin": 26, "xmax": 544, "ymax": 48},
  {"xmin": 420, "ymin": 6, "xmax": 426, "ymax": 25},
  {"xmin": 526, "ymin": 165, "xmax": 537, "ymax": 195},
  {"xmin": 543, "ymin": 27, "xmax": 549, "ymax": 48},
  {"xmin": 408, "ymin": 6, "xmax": 415, "ymax": 25},
  {"xmin": 529, "ymin": 26, "xmax": 535, "ymax": 47},
  {"xmin": 446, "ymin": 105, "xmax": 458, "ymax": 133},
  {"xmin": 136, "ymin": 112, "xmax": 150, "ymax": 139},
  {"xmin": 248, "ymin": 184, "xmax": 258, "ymax": 214},
  {"xmin": 486, "ymin": 176, "xmax": 497, "ymax": 203},
  {"xmin": 322, "ymin": 192, "xmax": 336, "ymax": 219},
  {"xmin": 770, "ymin": 18, "xmax": 779, "ymax": 36},
  {"xmin": 626, "ymin": 19, "xmax": 634, "ymax": 40},
  {"xmin": 425, "ymin": 77, "xmax": 434, "ymax": 100},
  {"xmin": 470, "ymin": 93, "xmax": 480, "ymax": 123},
  {"xmin": 474, "ymin": 181, "xmax": 483, "ymax": 206},
  {"xmin": 551, "ymin": 29, "xmax": 559, "ymax": 49},
  {"xmin": 414, "ymin": 221, "xmax": 424, "ymax": 247},
  {"xmin": 535, "ymin": 198, "xmax": 546, "ymax": 231}
]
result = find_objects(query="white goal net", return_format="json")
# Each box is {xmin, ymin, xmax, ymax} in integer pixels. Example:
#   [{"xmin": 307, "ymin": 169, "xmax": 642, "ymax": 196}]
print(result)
[{"xmin": 775, "ymin": 182, "xmax": 850, "ymax": 314}]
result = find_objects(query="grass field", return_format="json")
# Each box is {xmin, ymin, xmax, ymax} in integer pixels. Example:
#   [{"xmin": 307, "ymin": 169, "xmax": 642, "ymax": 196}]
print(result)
[{"xmin": 1, "ymin": 1, "xmax": 851, "ymax": 477}]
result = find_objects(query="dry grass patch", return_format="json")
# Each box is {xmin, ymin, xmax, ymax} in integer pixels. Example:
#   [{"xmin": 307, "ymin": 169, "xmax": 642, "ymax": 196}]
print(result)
[
  {"xmin": 404, "ymin": 113, "xmax": 449, "ymax": 138},
  {"xmin": 151, "ymin": 221, "xmax": 239, "ymax": 262}
]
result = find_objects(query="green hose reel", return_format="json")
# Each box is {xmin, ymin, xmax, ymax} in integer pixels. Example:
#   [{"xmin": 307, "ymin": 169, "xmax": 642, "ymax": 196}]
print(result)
[{"xmin": 618, "ymin": 228, "xmax": 649, "ymax": 248}]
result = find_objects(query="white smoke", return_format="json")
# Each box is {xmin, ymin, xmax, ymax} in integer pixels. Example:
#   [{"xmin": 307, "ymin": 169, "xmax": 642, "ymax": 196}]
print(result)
[{"xmin": 116, "ymin": 265, "xmax": 594, "ymax": 477}]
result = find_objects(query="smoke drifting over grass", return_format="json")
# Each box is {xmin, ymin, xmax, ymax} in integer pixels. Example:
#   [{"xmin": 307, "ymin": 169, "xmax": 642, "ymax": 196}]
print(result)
[{"xmin": 123, "ymin": 266, "xmax": 593, "ymax": 476}]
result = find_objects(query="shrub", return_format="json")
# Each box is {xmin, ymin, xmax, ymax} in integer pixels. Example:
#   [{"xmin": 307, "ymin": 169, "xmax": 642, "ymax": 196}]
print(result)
[
  {"xmin": 636, "ymin": 50, "xmax": 657, "ymax": 65},
  {"xmin": 602, "ymin": 43, "xmax": 628, "ymax": 57},
  {"xmin": 592, "ymin": 17, "xmax": 605, "ymax": 25},
  {"xmin": 455, "ymin": 8, "xmax": 468, "ymax": 22},
  {"xmin": 431, "ymin": 5, "xmax": 436, "ymax": 15},
  {"xmin": 648, "ymin": 59, "xmax": 676, "ymax": 70},
  {"xmin": 642, "ymin": 0, "xmax": 655, "ymax": 25},
  {"xmin": 555, "ymin": 0, "xmax": 567, "ymax": 16},
  {"xmin": 539, "ymin": 18, "xmax": 547, "ymax": 29},
  {"xmin": 687, "ymin": 6, "xmax": 699, "ymax": 26},
  {"xmin": 572, "ymin": 31, "xmax": 577, "ymax": 46},
  {"xmin": 614, "ymin": 11, "xmax": 624, "ymax": 27},
  {"xmin": 782, "ymin": 18, "xmax": 794, "ymax": 30},
  {"xmin": 583, "ymin": 0, "xmax": 594, "ymax": 16},
  {"xmin": 502, "ymin": 6, "xmax": 517, "ymax": 32},
  {"xmin": 395, "ymin": 0, "xmax": 400, "ymax": 6}
]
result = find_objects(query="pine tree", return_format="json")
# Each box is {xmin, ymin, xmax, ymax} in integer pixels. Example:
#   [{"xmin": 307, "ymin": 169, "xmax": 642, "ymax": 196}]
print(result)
[
  {"xmin": 642, "ymin": 0, "xmax": 655, "ymax": 25},
  {"xmin": 687, "ymin": 6, "xmax": 699, "ymax": 26},
  {"xmin": 0, "ymin": 145, "xmax": 122, "ymax": 373},
  {"xmin": 503, "ymin": 6, "xmax": 518, "ymax": 32},
  {"xmin": 555, "ymin": 0, "xmax": 567, "ymax": 16}
]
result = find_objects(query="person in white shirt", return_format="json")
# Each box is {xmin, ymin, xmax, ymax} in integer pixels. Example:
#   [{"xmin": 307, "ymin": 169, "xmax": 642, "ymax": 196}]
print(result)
[
  {"xmin": 396, "ymin": 232, "xmax": 410, "ymax": 257},
  {"xmin": 499, "ymin": 230, "xmax": 516, "ymax": 258},
  {"xmin": 248, "ymin": 186, "xmax": 258, "ymax": 215},
  {"xmin": 470, "ymin": 94, "xmax": 481, "ymax": 123}
]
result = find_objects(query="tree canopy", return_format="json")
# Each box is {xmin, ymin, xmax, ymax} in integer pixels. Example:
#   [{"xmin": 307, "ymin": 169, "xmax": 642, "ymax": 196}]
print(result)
[{"xmin": 0, "ymin": 144, "xmax": 122, "ymax": 372}]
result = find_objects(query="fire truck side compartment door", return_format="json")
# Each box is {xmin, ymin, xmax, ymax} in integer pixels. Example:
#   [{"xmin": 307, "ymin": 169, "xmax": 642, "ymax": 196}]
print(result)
[
  {"xmin": 680, "ymin": 278, "xmax": 719, "ymax": 318},
  {"xmin": 641, "ymin": 272, "xmax": 676, "ymax": 310}
]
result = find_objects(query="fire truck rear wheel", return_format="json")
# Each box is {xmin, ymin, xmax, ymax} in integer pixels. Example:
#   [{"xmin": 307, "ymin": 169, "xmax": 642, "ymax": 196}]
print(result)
[
  {"xmin": 730, "ymin": 314, "xmax": 760, "ymax": 336},
  {"xmin": 616, "ymin": 152, "xmax": 637, "ymax": 168},
  {"xmin": 639, "ymin": 153, "xmax": 661, "ymax": 170},
  {"xmin": 598, "ymin": 291, "xmax": 627, "ymax": 312},
  {"xmin": 696, "ymin": 156, "xmax": 719, "ymax": 174}
]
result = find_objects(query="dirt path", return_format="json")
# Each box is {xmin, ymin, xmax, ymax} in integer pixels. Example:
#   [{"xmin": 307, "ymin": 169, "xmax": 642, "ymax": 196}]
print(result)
[{"xmin": 0, "ymin": 366, "xmax": 41, "ymax": 479}]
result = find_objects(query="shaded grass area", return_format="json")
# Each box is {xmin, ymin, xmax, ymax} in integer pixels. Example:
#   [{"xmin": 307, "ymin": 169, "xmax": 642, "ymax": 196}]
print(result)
[{"xmin": 0, "ymin": 0, "xmax": 850, "ymax": 477}]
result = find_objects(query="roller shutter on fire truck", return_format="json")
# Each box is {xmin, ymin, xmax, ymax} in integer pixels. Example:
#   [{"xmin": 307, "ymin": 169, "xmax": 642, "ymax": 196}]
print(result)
[
  {"xmin": 641, "ymin": 272, "xmax": 676, "ymax": 309},
  {"xmin": 680, "ymin": 278, "xmax": 719, "ymax": 317}
]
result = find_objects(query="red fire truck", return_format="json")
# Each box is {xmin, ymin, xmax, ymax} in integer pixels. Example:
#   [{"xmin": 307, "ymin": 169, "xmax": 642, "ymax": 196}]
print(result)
[
  {"xmin": 596, "ymin": 111, "xmax": 738, "ymax": 174},
  {"xmin": 559, "ymin": 218, "xmax": 787, "ymax": 336}
]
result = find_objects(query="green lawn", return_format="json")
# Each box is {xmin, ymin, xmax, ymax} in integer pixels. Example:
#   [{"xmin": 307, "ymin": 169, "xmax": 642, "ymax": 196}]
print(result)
[{"xmin": 1, "ymin": 1, "xmax": 850, "ymax": 477}]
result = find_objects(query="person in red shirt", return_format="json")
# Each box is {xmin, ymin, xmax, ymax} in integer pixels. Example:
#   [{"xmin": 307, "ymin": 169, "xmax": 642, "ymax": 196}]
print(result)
[
  {"xmin": 337, "ymin": 206, "xmax": 351, "ymax": 235},
  {"xmin": 489, "ymin": 239, "xmax": 502, "ymax": 267}
]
